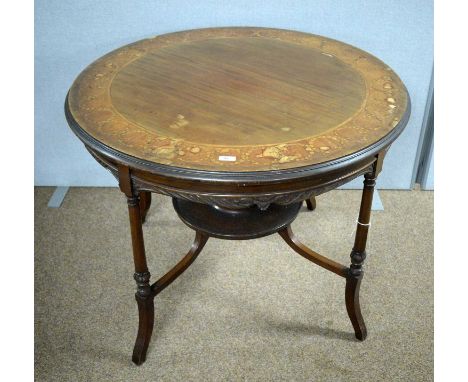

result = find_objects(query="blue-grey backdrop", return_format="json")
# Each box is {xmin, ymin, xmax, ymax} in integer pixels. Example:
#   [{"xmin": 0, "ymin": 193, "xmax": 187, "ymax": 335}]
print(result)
[{"xmin": 35, "ymin": 0, "xmax": 433, "ymax": 188}]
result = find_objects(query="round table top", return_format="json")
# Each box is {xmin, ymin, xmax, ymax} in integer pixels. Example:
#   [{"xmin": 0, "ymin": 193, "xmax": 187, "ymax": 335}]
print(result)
[{"xmin": 67, "ymin": 27, "xmax": 409, "ymax": 173}]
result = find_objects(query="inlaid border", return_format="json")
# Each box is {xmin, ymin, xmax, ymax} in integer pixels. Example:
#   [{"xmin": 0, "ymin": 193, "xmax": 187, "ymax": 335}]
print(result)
[{"xmin": 67, "ymin": 27, "xmax": 409, "ymax": 172}]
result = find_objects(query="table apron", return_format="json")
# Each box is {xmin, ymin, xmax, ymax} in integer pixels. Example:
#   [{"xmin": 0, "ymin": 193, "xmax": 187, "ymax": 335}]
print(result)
[{"xmin": 87, "ymin": 146, "xmax": 375, "ymax": 209}]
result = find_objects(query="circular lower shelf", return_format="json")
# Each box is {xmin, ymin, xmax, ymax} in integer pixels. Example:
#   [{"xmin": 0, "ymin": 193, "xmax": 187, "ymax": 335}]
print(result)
[{"xmin": 172, "ymin": 198, "xmax": 302, "ymax": 240}]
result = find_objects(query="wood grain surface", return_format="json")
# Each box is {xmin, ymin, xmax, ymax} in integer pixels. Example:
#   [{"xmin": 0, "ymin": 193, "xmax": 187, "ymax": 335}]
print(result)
[{"xmin": 67, "ymin": 27, "xmax": 409, "ymax": 172}]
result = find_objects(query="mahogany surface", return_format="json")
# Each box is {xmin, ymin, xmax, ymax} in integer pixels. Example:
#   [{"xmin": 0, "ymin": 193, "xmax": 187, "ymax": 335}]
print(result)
[
  {"xmin": 66, "ymin": 27, "xmax": 409, "ymax": 174},
  {"xmin": 64, "ymin": 27, "xmax": 411, "ymax": 366}
]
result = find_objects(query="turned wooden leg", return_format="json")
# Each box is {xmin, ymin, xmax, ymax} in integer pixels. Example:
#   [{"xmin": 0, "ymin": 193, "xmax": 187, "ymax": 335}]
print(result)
[
  {"xmin": 118, "ymin": 165, "xmax": 154, "ymax": 364},
  {"xmin": 305, "ymin": 196, "xmax": 316, "ymax": 211},
  {"xmin": 345, "ymin": 170, "xmax": 377, "ymax": 341},
  {"xmin": 129, "ymin": 225, "xmax": 208, "ymax": 365},
  {"xmin": 118, "ymin": 166, "xmax": 211, "ymax": 365},
  {"xmin": 133, "ymin": 273, "xmax": 154, "ymax": 365},
  {"xmin": 126, "ymin": 194, "xmax": 154, "ymax": 365},
  {"xmin": 139, "ymin": 191, "xmax": 152, "ymax": 224}
]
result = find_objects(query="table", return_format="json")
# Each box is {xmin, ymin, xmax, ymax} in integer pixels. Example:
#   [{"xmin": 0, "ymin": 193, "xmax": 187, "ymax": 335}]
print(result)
[{"xmin": 65, "ymin": 27, "xmax": 410, "ymax": 365}]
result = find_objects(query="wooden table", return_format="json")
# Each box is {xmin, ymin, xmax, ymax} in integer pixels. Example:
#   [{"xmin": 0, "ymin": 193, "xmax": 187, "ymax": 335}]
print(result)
[{"xmin": 65, "ymin": 27, "xmax": 410, "ymax": 365}]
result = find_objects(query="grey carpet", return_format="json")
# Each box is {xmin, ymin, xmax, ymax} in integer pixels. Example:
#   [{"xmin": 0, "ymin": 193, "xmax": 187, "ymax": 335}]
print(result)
[{"xmin": 35, "ymin": 187, "xmax": 433, "ymax": 381}]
